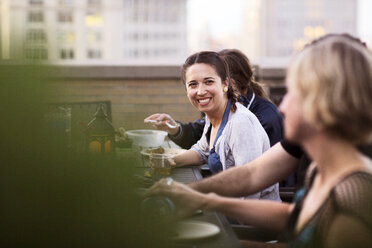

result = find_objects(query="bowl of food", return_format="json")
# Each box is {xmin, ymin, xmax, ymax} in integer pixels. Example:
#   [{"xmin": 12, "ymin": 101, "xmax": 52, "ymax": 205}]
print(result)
[{"xmin": 125, "ymin": 129, "xmax": 167, "ymax": 148}]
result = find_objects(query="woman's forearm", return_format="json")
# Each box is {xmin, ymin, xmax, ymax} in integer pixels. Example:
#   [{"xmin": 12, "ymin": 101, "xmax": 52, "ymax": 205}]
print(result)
[
  {"xmin": 205, "ymin": 193, "xmax": 292, "ymax": 232},
  {"xmin": 174, "ymin": 150, "xmax": 201, "ymax": 167},
  {"xmin": 189, "ymin": 143, "xmax": 299, "ymax": 197}
]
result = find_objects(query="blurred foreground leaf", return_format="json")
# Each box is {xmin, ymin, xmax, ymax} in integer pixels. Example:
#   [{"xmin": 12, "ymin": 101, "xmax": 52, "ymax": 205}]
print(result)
[{"xmin": 0, "ymin": 64, "xmax": 172, "ymax": 248}]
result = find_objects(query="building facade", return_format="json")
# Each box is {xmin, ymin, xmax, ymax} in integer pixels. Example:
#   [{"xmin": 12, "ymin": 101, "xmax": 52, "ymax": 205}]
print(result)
[
  {"xmin": 0, "ymin": 0, "xmax": 187, "ymax": 64},
  {"xmin": 261, "ymin": 0, "xmax": 357, "ymax": 58},
  {"xmin": 238, "ymin": 0, "xmax": 357, "ymax": 63}
]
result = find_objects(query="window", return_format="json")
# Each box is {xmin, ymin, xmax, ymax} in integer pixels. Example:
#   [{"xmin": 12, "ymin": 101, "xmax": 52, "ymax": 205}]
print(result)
[
  {"xmin": 133, "ymin": 49, "xmax": 138, "ymax": 58},
  {"xmin": 25, "ymin": 47, "xmax": 48, "ymax": 60},
  {"xmin": 133, "ymin": 33, "xmax": 138, "ymax": 41},
  {"xmin": 58, "ymin": 31, "xmax": 75, "ymax": 43},
  {"xmin": 59, "ymin": 0, "xmax": 73, "ymax": 5},
  {"xmin": 29, "ymin": 0, "xmax": 43, "ymax": 5},
  {"xmin": 85, "ymin": 12, "xmax": 103, "ymax": 27},
  {"xmin": 87, "ymin": 0, "xmax": 101, "ymax": 6},
  {"xmin": 143, "ymin": 49, "xmax": 149, "ymax": 57},
  {"xmin": 87, "ymin": 49, "xmax": 102, "ymax": 59},
  {"xmin": 58, "ymin": 11, "xmax": 73, "ymax": 23},
  {"xmin": 86, "ymin": 32, "xmax": 102, "ymax": 43},
  {"xmin": 28, "ymin": 11, "xmax": 44, "ymax": 22},
  {"xmin": 60, "ymin": 48, "xmax": 74, "ymax": 59},
  {"xmin": 26, "ymin": 29, "xmax": 47, "ymax": 43}
]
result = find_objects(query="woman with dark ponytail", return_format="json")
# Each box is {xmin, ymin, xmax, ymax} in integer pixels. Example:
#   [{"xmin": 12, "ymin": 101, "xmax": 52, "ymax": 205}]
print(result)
[
  {"xmin": 219, "ymin": 49, "xmax": 283, "ymax": 147},
  {"xmin": 219, "ymin": 49, "xmax": 269, "ymax": 100}
]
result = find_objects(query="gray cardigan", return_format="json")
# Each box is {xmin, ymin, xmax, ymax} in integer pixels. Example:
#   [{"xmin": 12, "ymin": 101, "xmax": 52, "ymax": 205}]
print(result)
[{"xmin": 190, "ymin": 102, "xmax": 280, "ymax": 201}]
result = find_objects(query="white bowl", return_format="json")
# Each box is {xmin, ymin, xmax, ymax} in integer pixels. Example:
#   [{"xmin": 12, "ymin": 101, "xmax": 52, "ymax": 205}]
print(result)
[{"xmin": 125, "ymin": 129, "xmax": 167, "ymax": 148}]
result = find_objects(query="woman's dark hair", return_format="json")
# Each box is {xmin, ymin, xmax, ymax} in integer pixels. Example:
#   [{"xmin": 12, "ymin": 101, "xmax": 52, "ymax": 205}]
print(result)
[
  {"xmin": 181, "ymin": 51, "xmax": 239, "ymax": 112},
  {"xmin": 219, "ymin": 49, "xmax": 270, "ymax": 101}
]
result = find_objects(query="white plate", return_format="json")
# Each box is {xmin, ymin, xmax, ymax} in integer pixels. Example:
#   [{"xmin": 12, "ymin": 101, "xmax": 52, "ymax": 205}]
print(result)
[
  {"xmin": 173, "ymin": 220, "xmax": 220, "ymax": 240},
  {"xmin": 140, "ymin": 148, "xmax": 186, "ymax": 158}
]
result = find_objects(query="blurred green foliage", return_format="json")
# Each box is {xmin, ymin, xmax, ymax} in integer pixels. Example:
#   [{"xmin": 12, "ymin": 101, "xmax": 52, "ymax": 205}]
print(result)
[{"xmin": 0, "ymin": 64, "xmax": 172, "ymax": 248}]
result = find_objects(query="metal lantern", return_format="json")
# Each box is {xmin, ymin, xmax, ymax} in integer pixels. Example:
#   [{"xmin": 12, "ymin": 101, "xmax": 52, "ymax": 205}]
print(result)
[{"xmin": 86, "ymin": 104, "xmax": 115, "ymax": 154}]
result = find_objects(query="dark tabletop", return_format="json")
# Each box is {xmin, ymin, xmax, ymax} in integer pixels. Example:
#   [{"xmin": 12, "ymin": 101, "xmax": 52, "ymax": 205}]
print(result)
[{"xmin": 135, "ymin": 160, "xmax": 241, "ymax": 248}]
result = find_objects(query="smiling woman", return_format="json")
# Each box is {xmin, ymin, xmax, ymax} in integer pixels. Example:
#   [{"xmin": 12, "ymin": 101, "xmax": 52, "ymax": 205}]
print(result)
[
  {"xmin": 169, "ymin": 51, "xmax": 280, "ymax": 201},
  {"xmin": 184, "ymin": 60, "xmax": 232, "ymax": 116},
  {"xmin": 181, "ymin": 51, "xmax": 239, "ymax": 113}
]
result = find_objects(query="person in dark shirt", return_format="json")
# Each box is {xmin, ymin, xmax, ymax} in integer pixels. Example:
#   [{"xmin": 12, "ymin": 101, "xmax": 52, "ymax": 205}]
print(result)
[{"xmin": 145, "ymin": 49, "xmax": 283, "ymax": 149}]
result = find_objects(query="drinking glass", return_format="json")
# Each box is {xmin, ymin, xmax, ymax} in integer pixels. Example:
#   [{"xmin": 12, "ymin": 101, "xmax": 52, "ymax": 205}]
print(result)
[{"xmin": 149, "ymin": 153, "xmax": 172, "ymax": 180}]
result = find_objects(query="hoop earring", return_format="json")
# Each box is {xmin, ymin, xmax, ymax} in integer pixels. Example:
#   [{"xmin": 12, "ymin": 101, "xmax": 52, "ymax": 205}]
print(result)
[{"xmin": 223, "ymin": 86, "xmax": 228, "ymax": 93}]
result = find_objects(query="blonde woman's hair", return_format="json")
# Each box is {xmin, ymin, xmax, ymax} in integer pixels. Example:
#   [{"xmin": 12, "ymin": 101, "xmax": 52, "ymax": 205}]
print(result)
[{"xmin": 286, "ymin": 34, "xmax": 372, "ymax": 144}]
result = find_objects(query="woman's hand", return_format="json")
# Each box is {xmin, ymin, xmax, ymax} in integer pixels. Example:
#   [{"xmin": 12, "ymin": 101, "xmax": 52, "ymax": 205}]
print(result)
[
  {"xmin": 146, "ymin": 178, "xmax": 209, "ymax": 218},
  {"xmin": 144, "ymin": 113, "xmax": 179, "ymax": 135}
]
